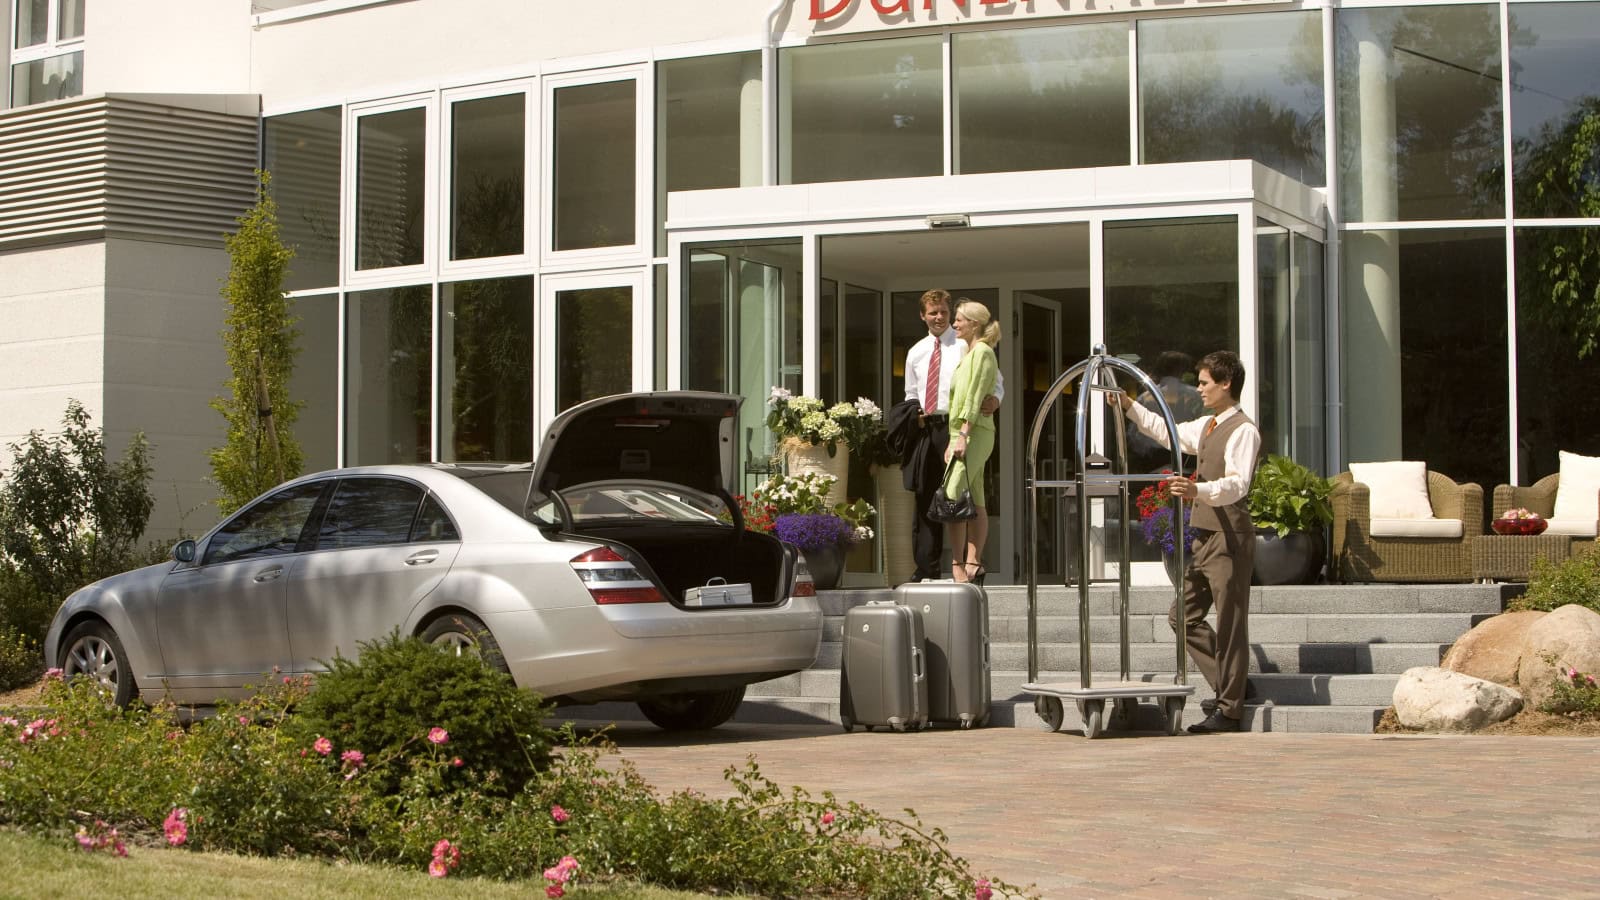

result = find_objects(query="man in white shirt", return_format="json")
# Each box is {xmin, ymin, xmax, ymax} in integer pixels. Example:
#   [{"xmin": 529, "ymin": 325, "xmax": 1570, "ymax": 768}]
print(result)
[
  {"xmin": 1117, "ymin": 351, "xmax": 1260, "ymax": 733},
  {"xmin": 902, "ymin": 289, "xmax": 1002, "ymax": 581}
]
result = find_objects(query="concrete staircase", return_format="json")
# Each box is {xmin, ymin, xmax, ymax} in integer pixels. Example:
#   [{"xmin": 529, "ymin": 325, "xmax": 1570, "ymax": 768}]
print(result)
[{"xmin": 563, "ymin": 583, "xmax": 1507, "ymax": 734}]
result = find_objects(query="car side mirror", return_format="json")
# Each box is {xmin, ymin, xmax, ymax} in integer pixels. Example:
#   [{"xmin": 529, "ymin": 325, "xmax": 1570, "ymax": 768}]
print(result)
[{"xmin": 172, "ymin": 540, "xmax": 197, "ymax": 564}]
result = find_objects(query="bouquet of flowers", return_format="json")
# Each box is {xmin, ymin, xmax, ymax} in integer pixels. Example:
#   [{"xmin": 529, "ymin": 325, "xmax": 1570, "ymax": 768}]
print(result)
[
  {"xmin": 767, "ymin": 388, "xmax": 845, "ymax": 454},
  {"xmin": 830, "ymin": 397, "xmax": 896, "ymax": 467},
  {"xmin": 1136, "ymin": 471, "xmax": 1197, "ymax": 556},
  {"xmin": 735, "ymin": 472, "xmax": 875, "ymax": 544},
  {"xmin": 1492, "ymin": 507, "xmax": 1548, "ymax": 535}
]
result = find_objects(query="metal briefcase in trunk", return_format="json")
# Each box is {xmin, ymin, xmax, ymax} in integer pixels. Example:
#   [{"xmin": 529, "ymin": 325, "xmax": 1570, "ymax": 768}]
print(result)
[
  {"xmin": 840, "ymin": 601, "xmax": 928, "ymax": 732},
  {"xmin": 683, "ymin": 577, "xmax": 754, "ymax": 607},
  {"xmin": 895, "ymin": 582, "xmax": 991, "ymax": 727}
]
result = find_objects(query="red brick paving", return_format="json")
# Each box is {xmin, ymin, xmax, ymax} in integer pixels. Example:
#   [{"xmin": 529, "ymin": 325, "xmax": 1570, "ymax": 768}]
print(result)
[{"xmin": 584, "ymin": 721, "xmax": 1600, "ymax": 898}]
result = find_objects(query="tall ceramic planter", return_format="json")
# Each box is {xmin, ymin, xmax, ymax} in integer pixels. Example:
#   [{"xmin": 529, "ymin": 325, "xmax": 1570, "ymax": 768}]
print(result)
[
  {"xmin": 803, "ymin": 543, "xmax": 845, "ymax": 591},
  {"xmin": 784, "ymin": 440, "xmax": 849, "ymax": 507},
  {"xmin": 875, "ymin": 464, "xmax": 916, "ymax": 587},
  {"xmin": 1252, "ymin": 527, "xmax": 1326, "ymax": 585}
]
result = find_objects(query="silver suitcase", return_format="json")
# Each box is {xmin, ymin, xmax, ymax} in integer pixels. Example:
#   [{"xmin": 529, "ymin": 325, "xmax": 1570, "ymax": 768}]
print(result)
[
  {"xmin": 840, "ymin": 601, "xmax": 928, "ymax": 732},
  {"xmin": 683, "ymin": 577, "xmax": 753, "ymax": 607},
  {"xmin": 895, "ymin": 582, "xmax": 990, "ymax": 728}
]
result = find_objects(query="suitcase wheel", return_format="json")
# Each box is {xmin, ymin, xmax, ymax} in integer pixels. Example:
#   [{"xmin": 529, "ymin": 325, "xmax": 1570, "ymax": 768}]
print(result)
[{"xmin": 841, "ymin": 714, "xmax": 854, "ymax": 733}]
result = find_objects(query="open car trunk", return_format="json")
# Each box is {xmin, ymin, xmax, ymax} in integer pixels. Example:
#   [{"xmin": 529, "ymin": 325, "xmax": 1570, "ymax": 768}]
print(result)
[{"xmin": 570, "ymin": 524, "xmax": 792, "ymax": 606}]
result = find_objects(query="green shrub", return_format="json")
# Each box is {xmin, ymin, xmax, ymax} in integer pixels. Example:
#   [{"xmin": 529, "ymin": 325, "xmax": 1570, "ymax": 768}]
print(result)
[
  {"xmin": 1509, "ymin": 548, "xmax": 1600, "ymax": 614},
  {"xmin": 0, "ymin": 625, "xmax": 41, "ymax": 691},
  {"xmin": 0, "ymin": 401, "xmax": 154, "ymax": 642},
  {"xmin": 1249, "ymin": 454, "xmax": 1333, "ymax": 537},
  {"xmin": 287, "ymin": 631, "xmax": 555, "ymax": 796},
  {"xmin": 1540, "ymin": 665, "xmax": 1600, "ymax": 719}
]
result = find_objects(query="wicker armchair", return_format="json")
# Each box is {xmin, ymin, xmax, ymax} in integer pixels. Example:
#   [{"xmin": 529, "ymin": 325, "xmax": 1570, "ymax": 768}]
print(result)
[
  {"xmin": 1331, "ymin": 469, "xmax": 1483, "ymax": 583},
  {"xmin": 1492, "ymin": 473, "xmax": 1599, "ymax": 550}
]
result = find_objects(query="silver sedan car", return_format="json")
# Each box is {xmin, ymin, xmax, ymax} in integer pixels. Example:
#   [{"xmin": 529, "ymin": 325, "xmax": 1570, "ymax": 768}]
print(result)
[{"xmin": 44, "ymin": 392, "xmax": 823, "ymax": 730}]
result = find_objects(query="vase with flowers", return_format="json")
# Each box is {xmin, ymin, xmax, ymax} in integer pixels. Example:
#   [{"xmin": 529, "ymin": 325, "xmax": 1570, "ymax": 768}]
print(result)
[
  {"xmin": 1136, "ymin": 471, "xmax": 1197, "ymax": 586},
  {"xmin": 732, "ymin": 471, "xmax": 875, "ymax": 590}
]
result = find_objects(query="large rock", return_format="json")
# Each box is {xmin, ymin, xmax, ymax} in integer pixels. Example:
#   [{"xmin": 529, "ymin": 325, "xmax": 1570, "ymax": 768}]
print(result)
[
  {"xmin": 1392, "ymin": 666, "xmax": 1523, "ymax": 732},
  {"xmin": 1441, "ymin": 610, "xmax": 1546, "ymax": 686},
  {"xmin": 1517, "ymin": 604, "xmax": 1600, "ymax": 709}
]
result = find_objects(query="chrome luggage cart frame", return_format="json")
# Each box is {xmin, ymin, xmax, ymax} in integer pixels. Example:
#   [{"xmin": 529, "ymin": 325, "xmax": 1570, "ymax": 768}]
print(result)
[{"xmin": 1021, "ymin": 345, "xmax": 1194, "ymax": 738}]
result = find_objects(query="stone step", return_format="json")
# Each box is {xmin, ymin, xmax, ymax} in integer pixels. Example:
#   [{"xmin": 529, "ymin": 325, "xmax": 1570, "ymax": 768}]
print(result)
[
  {"xmin": 822, "ymin": 612, "xmax": 1482, "ymax": 644},
  {"xmin": 812, "ymin": 639, "xmax": 1444, "ymax": 673},
  {"xmin": 748, "ymin": 669, "xmax": 1401, "ymax": 708},
  {"xmin": 821, "ymin": 583, "xmax": 1504, "ymax": 618}
]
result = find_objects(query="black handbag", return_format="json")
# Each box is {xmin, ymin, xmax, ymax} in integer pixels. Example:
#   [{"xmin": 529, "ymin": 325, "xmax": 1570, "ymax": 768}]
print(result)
[{"xmin": 927, "ymin": 460, "xmax": 978, "ymax": 523}]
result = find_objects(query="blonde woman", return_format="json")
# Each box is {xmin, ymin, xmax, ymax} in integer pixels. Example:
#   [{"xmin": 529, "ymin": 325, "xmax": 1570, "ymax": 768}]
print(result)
[{"xmin": 943, "ymin": 300, "xmax": 1001, "ymax": 585}]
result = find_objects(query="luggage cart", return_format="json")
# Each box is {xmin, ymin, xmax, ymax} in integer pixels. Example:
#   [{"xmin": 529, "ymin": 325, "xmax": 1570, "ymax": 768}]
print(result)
[{"xmin": 1021, "ymin": 345, "xmax": 1194, "ymax": 738}]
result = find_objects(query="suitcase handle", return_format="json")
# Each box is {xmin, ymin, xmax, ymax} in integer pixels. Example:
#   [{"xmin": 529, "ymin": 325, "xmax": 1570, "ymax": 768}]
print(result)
[
  {"xmin": 912, "ymin": 643, "xmax": 923, "ymax": 680},
  {"xmin": 705, "ymin": 576, "xmax": 727, "ymax": 586}
]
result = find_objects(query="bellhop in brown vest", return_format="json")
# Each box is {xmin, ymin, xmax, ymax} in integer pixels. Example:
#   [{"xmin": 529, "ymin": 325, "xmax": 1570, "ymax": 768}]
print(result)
[{"xmin": 1121, "ymin": 354, "xmax": 1262, "ymax": 732}]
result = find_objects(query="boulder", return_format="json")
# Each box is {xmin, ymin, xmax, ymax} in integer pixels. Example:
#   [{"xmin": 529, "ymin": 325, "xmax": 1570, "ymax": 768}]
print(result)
[
  {"xmin": 1392, "ymin": 666, "xmax": 1523, "ymax": 732},
  {"xmin": 1441, "ymin": 610, "xmax": 1545, "ymax": 686},
  {"xmin": 1516, "ymin": 604, "xmax": 1600, "ymax": 710}
]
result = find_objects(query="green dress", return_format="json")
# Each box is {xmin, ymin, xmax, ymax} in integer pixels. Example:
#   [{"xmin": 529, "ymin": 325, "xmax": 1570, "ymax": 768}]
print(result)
[{"xmin": 943, "ymin": 341, "xmax": 998, "ymax": 506}]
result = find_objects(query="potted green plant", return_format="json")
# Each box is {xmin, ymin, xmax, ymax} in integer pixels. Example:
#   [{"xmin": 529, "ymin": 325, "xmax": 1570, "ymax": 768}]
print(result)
[{"xmin": 1248, "ymin": 454, "xmax": 1334, "ymax": 585}]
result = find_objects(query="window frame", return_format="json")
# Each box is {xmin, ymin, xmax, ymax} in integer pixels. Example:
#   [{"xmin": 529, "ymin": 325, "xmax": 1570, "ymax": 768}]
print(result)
[
  {"xmin": 541, "ymin": 64, "xmax": 652, "ymax": 268},
  {"xmin": 9, "ymin": 0, "xmax": 84, "ymax": 107},
  {"xmin": 536, "ymin": 267, "xmax": 650, "ymax": 438},
  {"xmin": 439, "ymin": 79, "xmax": 538, "ymax": 279},
  {"xmin": 344, "ymin": 93, "xmax": 439, "ymax": 286}
]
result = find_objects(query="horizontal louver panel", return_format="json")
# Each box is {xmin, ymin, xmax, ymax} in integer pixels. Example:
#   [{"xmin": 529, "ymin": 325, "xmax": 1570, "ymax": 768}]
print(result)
[{"xmin": 0, "ymin": 94, "xmax": 260, "ymax": 250}]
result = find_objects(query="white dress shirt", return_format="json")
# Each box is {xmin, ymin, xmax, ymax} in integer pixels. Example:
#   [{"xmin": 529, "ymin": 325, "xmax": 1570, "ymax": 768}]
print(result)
[
  {"xmin": 903, "ymin": 330, "xmax": 1004, "ymax": 413},
  {"xmin": 1126, "ymin": 403, "xmax": 1260, "ymax": 508}
]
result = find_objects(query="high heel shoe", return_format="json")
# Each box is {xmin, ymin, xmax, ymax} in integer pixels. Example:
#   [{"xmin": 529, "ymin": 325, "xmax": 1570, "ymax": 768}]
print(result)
[{"xmin": 965, "ymin": 559, "xmax": 988, "ymax": 586}]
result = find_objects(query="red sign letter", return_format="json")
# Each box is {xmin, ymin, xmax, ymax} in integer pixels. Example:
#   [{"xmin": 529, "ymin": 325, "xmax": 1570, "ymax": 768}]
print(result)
[
  {"xmin": 811, "ymin": 0, "xmax": 852, "ymax": 19},
  {"xmin": 871, "ymin": 0, "xmax": 910, "ymax": 13}
]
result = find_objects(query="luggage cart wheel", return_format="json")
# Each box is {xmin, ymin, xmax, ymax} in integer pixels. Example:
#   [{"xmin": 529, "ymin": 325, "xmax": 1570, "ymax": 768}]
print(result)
[
  {"xmin": 1035, "ymin": 696, "xmax": 1065, "ymax": 733},
  {"xmin": 1081, "ymin": 699, "xmax": 1106, "ymax": 739},
  {"xmin": 1162, "ymin": 697, "xmax": 1185, "ymax": 736}
]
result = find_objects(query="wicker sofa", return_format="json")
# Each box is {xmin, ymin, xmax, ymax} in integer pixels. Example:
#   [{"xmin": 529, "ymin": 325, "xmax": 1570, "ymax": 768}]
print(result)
[
  {"xmin": 1331, "ymin": 469, "xmax": 1483, "ymax": 583},
  {"xmin": 1491, "ymin": 473, "xmax": 1600, "ymax": 550}
]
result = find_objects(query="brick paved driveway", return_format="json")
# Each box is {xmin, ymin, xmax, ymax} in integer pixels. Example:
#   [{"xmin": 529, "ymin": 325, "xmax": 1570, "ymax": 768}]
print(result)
[{"xmin": 587, "ymin": 722, "xmax": 1600, "ymax": 898}]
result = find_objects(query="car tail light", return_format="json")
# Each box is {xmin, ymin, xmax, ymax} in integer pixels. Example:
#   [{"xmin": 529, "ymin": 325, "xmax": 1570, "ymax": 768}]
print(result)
[
  {"xmin": 570, "ymin": 546, "xmax": 666, "ymax": 605},
  {"xmin": 791, "ymin": 553, "xmax": 816, "ymax": 598}
]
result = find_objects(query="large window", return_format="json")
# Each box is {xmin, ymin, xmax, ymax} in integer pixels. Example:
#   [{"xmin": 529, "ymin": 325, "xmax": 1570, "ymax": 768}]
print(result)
[
  {"xmin": 555, "ymin": 285, "xmax": 633, "ymax": 411},
  {"xmin": 1336, "ymin": 4, "xmax": 1504, "ymax": 222},
  {"xmin": 449, "ymin": 93, "xmax": 526, "ymax": 260},
  {"xmin": 264, "ymin": 107, "xmax": 342, "ymax": 291},
  {"xmin": 1342, "ymin": 229, "xmax": 1507, "ymax": 492},
  {"xmin": 954, "ymin": 22, "xmax": 1129, "ymax": 173},
  {"xmin": 780, "ymin": 35, "xmax": 942, "ymax": 184},
  {"xmin": 1515, "ymin": 227, "xmax": 1600, "ymax": 482},
  {"xmin": 355, "ymin": 106, "xmax": 428, "ymax": 270},
  {"xmin": 345, "ymin": 285, "xmax": 433, "ymax": 465},
  {"xmin": 552, "ymin": 78, "xmax": 637, "ymax": 252},
  {"xmin": 1509, "ymin": 2, "xmax": 1600, "ymax": 220},
  {"xmin": 1140, "ymin": 11, "xmax": 1324, "ymax": 186},
  {"xmin": 657, "ymin": 52, "xmax": 761, "ymax": 254},
  {"xmin": 1257, "ymin": 223, "xmax": 1326, "ymax": 472},
  {"xmin": 441, "ymin": 277, "xmax": 533, "ymax": 461},
  {"xmin": 10, "ymin": 0, "xmax": 83, "ymax": 107},
  {"xmin": 288, "ymin": 293, "xmax": 339, "ymax": 472}
]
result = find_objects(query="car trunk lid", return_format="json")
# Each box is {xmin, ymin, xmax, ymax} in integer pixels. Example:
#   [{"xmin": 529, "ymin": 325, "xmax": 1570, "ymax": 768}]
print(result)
[{"xmin": 532, "ymin": 392, "xmax": 741, "ymax": 500}]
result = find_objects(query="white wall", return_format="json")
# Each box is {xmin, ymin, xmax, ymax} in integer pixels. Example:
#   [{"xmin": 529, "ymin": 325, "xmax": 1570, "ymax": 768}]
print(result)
[
  {"xmin": 84, "ymin": 0, "xmax": 253, "ymax": 96},
  {"xmin": 251, "ymin": 0, "xmax": 769, "ymax": 108},
  {"xmin": 102, "ymin": 238, "xmax": 233, "ymax": 542},
  {"xmin": 0, "ymin": 241, "xmax": 109, "ymax": 454}
]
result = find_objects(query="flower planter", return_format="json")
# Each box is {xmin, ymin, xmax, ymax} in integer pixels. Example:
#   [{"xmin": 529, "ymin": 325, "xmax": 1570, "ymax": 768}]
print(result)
[
  {"xmin": 1252, "ymin": 527, "xmax": 1325, "ymax": 585},
  {"xmin": 784, "ymin": 440, "xmax": 849, "ymax": 508},
  {"xmin": 803, "ymin": 543, "xmax": 845, "ymax": 591},
  {"xmin": 875, "ymin": 464, "xmax": 916, "ymax": 587},
  {"xmin": 1163, "ymin": 551, "xmax": 1189, "ymax": 588}
]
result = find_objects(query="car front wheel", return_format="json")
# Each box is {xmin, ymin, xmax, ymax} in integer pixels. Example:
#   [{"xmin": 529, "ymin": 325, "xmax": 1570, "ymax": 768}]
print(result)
[
  {"xmin": 420, "ymin": 613, "xmax": 510, "ymax": 675},
  {"xmin": 637, "ymin": 685, "xmax": 746, "ymax": 731},
  {"xmin": 59, "ymin": 621, "xmax": 138, "ymax": 707}
]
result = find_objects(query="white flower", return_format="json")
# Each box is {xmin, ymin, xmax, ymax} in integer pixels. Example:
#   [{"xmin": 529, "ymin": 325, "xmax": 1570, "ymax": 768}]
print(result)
[
  {"xmin": 852, "ymin": 526, "xmax": 875, "ymax": 543},
  {"xmin": 817, "ymin": 419, "xmax": 844, "ymax": 441},
  {"xmin": 853, "ymin": 398, "xmax": 882, "ymax": 420},
  {"xmin": 768, "ymin": 386, "xmax": 792, "ymax": 405},
  {"xmin": 828, "ymin": 402, "xmax": 856, "ymax": 419},
  {"xmin": 790, "ymin": 396, "xmax": 824, "ymax": 414}
]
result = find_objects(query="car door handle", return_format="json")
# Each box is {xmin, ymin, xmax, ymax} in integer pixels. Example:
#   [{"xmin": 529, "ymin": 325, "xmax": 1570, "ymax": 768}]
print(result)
[
  {"xmin": 254, "ymin": 566, "xmax": 284, "ymax": 583},
  {"xmin": 405, "ymin": 550, "xmax": 440, "ymax": 566}
]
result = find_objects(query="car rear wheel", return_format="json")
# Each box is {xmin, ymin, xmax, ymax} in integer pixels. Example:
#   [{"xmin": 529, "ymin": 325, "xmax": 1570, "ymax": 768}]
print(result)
[
  {"xmin": 637, "ymin": 685, "xmax": 746, "ymax": 731},
  {"xmin": 420, "ymin": 613, "xmax": 510, "ymax": 675},
  {"xmin": 59, "ymin": 621, "xmax": 138, "ymax": 707}
]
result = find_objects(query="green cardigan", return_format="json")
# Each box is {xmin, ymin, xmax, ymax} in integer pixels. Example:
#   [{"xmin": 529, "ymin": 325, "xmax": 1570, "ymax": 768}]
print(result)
[{"xmin": 948, "ymin": 341, "xmax": 998, "ymax": 434}]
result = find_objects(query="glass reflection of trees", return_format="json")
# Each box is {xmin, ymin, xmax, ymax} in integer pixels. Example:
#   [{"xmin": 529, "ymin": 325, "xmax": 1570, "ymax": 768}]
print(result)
[{"xmin": 445, "ymin": 278, "xmax": 532, "ymax": 462}]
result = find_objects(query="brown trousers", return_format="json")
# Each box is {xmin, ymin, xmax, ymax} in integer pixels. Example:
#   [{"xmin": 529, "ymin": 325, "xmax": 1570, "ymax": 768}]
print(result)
[{"xmin": 1168, "ymin": 529, "xmax": 1253, "ymax": 719}]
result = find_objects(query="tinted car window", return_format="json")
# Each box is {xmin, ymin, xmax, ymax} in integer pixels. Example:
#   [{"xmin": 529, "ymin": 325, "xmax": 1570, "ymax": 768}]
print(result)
[
  {"xmin": 315, "ymin": 478, "xmax": 426, "ymax": 550},
  {"xmin": 412, "ymin": 494, "xmax": 460, "ymax": 542},
  {"xmin": 204, "ymin": 482, "xmax": 327, "ymax": 565},
  {"xmin": 557, "ymin": 482, "xmax": 729, "ymax": 525}
]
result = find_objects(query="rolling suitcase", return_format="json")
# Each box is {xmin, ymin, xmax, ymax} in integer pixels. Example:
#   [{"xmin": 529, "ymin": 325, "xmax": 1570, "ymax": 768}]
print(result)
[
  {"xmin": 895, "ymin": 582, "xmax": 990, "ymax": 728},
  {"xmin": 840, "ymin": 601, "xmax": 928, "ymax": 732}
]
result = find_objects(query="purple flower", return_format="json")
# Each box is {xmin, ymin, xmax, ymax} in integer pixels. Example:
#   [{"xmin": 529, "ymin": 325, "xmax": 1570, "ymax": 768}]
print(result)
[
  {"xmin": 773, "ymin": 513, "xmax": 856, "ymax": 552},
  {"xmin": 1140, "ymin": 504, "xmax": 1197, "ymax": 557}
]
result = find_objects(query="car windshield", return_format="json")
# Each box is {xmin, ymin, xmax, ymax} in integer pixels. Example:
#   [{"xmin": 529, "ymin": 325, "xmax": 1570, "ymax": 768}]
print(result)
[
  {"xmin": 433, "ymin": 466, "xmax": 558, "ymax": 525},
  {"xmin": 540, "ymin": 481, "xmax": 731, "ymax": 526}
]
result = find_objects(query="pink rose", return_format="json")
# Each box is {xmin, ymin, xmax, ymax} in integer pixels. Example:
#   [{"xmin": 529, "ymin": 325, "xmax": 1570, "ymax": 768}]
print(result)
[
  {"xmin": 428, "ymin": 858, "xmax": 449, "ymax": 878},
  {"xmin": 820, "ymin": 811, "xmax": 835, "ymax": 826},
  {"xmin": 313, "ymin": 736, "xmax": 332, "ymax": 756},
  {"xmin": 975, "ymin": 878, "xmax": 993, "ymax": 900},
  {"xmin": 452, "ymin": 757, "xmax": 464, "ymax": 768},
  {"xmin": 428, "ymin": 727, "xmax": 449, "ymax": 745},
  {"xmin": 551, "ymin": 804, "xmax": 570, "ymax": 823}
]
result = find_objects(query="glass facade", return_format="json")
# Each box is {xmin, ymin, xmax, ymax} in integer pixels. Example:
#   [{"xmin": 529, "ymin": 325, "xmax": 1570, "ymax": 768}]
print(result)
[
  {"xmin": 345, "ymin": 285, "xmax": 433, "ymax": 465},
  {"xmin": 450, "ymin": 93, "xmax": 525, "ymax": 260},
  {"xmin": 441, "ymin": 277, "xmax": 533, "ymax": 461},
  {"xmin": 1515, "ymin": 226, "xmax": 1600, "ymax": 481},
  {"xmin": 289, "ymin": 293, "xmax": 339, "ymax": 473},
  {"xmin": 553, "ymin": 79, "xmax": 636, "ymax": 251},
  {"xmin": 656, "ymin": 52, "xmax": 761, "ymax": 253},
  {"xmin": 1509, "ymin": 3, "xmax": 1600, "ymax": 219},
  {"xmin": 9, "ymin": 49, "xmax": 78, "ymax": 106},
  {"xmin": 555, "ymin": 285, "xmax": 633, "ymax": 412},
  {"xmin": 355, "ymin": 107, "xmax": 427, "ymax": 270},
  {"xmin": 264, "ymin": 106, "xmax": 341, "ymax": 291}
]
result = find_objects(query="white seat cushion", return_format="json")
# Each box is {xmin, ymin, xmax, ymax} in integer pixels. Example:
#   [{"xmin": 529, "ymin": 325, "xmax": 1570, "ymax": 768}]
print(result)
[
  {"xmin": 1369, "ymin": 517, "xmax": 1463, "ymax": 538},
  {"xmin": 1350, "ymin": 461, "xmax": 1434, "ymax": 519},
  {"xmin": 1553, "ymin": 451, "xmax": 1600, "ymax": 525},
  {"xmin": 1544, "ymin": 517, "xmax": 1598, "ymax": 537}
]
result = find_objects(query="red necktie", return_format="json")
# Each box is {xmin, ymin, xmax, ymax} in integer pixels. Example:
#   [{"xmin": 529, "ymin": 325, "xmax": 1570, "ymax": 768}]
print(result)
[
  {"xmin": 1204, "ymin": 418, "xmax": 1217, "ymax": 438},
  {"xmin": 925, "ymin": 339, "xmax": 941, "ymax": 414}
]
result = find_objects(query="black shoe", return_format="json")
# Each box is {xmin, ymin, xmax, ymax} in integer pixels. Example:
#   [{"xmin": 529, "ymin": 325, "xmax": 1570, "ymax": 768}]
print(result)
[
  {"xmin": 1187, "ymin": 711, "xmax": 1241, "ymax": 734},
  {"xmin": 1201, "ymin": 680, "xmax": 1258, "ymax": 716}
]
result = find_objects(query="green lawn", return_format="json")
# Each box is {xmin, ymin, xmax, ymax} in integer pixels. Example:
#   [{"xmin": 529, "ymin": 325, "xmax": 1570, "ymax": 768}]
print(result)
[{"xmin": 0, "ymin": 827, "xmax": 732, "ymax": 899}]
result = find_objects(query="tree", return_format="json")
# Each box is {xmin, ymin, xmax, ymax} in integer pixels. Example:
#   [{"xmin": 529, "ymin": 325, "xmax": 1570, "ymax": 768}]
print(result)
[
  {"xmin": 210, "ymin": 171, "xmax": 302, "ymax": 515},
  {"xmin": 1516, "ymin": 96, "xmax": 1600, "ymax": 359}
]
